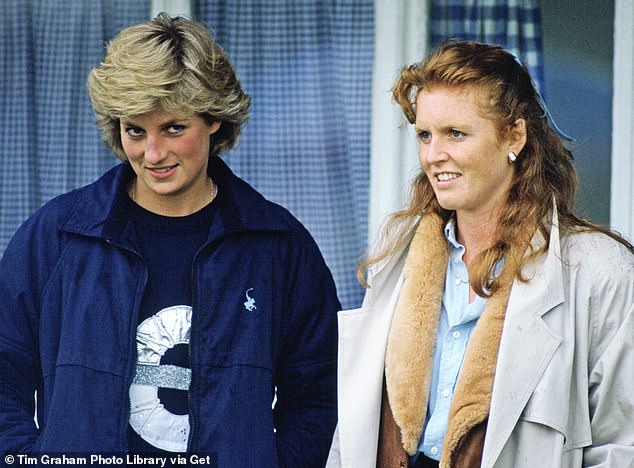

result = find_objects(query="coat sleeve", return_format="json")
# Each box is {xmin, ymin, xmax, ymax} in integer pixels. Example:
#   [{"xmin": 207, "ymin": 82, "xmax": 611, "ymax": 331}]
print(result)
[
  {"xmin": 583, "ymin": 239, "xmax": 634, "ymax": 466},
  {"xmin": 0, "ymin": 215, "xmax": 52, "ymax": 457},
  {"xmin": 273, "ymin": 226, "xmax": 340, "ymax": 468}
]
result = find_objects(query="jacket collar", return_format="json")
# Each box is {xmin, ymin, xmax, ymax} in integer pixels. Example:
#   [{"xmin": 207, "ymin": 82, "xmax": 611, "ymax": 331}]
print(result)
[{"xmin": 60, "ymin": 156, "xmax": 287, "ymax": 247}]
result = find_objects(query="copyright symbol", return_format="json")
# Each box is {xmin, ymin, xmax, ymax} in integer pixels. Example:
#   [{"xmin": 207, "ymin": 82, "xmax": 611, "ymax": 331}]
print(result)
[{"xmin": 4, "ymin": 454, "xmax": 15, "ymax": 464}]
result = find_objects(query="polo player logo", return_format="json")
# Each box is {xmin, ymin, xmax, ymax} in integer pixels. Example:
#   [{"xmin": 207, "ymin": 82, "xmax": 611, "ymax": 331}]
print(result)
[{"xmin": 244, "ymin": 288, "xmax": 257, "ymax": 311}]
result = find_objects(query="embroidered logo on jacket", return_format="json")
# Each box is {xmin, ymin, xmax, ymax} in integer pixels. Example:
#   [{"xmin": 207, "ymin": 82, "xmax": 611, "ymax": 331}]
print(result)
[{"xmin": 243, "ymin": 288, "xmax": 257, "ymax": 311}]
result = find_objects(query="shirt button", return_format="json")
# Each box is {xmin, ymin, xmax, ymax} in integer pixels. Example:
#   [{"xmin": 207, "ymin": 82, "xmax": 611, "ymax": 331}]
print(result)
[
  {"xmin": 441, "ymin": 388, "xmax": 451, "ymax": 398},
  {"xmin": 452, "ymin": 330, "xmax": 461, "ymax": 339},
  {"xmin": 431, "ymin": 446, "xmax": 439, "ymax": 456},
  {"xmin": 455, "ymin": 278, "xmax": 462, "ymax": 285}
]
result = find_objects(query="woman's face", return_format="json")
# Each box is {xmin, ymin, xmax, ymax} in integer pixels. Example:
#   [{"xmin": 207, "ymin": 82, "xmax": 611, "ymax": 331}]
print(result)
[
  {"xmin": 120, "ymin": 107, "xmax": 220, "ymax": 216},
  {"xmin": 415, "ymin": 86, "xmax": 524, "ymax": 222}
]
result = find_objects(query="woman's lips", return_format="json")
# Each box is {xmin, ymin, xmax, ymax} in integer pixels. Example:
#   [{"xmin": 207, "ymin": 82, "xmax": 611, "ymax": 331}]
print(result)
[
  {"xmin": 147, "ymin": 165, "xmax": 177, "ymax": 179},
  {"xmin": 435, "ymin": 172, "xmax": 461, "ymax": 182}
]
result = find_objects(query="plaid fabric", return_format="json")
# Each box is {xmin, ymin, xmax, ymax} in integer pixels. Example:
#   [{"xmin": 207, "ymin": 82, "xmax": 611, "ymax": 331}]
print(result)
[
  {"xmin": 197, "ymin": 0, "xmax": 373, "ymax": 307},
  {"xmin": 430, "ymin": 0, "xmax": 545, "ymax": 93},
  {"xmin": 0, "ymin": 0, "xmax": 371, "ymax": 308},
  {"xmin": 0, "ymin": 1, "xmax": 149, "ymax": 252}
]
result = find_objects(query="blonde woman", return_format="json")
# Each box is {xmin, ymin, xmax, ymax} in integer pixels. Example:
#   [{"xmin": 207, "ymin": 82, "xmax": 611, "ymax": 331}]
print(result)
[
  {"xmin": 0, "ymin": 14, "xmax": 339, "ymax": 466},
  {"xmin": 328, "ymin": 41, "xmax": 634, "ymax": 467}
]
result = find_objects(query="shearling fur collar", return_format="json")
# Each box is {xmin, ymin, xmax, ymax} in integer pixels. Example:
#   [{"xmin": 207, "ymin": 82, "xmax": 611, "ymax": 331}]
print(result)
[
  {"xmin": 384, "ymin": 213, "xmax": 448, "ymax": 455},
  {"xmin": 384, "ymin": 212, "xmax": 528, "ymax": 466}
]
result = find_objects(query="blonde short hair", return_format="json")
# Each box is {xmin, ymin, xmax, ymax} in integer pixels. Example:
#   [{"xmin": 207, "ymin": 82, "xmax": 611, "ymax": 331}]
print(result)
[{"xmin": 87, "ymin": 13, "xmax": 251, "ymax": 160}]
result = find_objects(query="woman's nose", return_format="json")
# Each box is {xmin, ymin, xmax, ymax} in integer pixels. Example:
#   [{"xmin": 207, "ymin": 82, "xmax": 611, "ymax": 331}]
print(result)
[
  {"xmin": 420, "ymin": 139, "xmax": 448, "ymax": 166},
  {"xmin": 143, "ymin": 134, "xmax": 167, "ymax": 163}
]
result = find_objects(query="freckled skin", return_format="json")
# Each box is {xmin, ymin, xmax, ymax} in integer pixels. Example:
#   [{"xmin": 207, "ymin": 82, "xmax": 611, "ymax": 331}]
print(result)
[{"xmin": 415, "ymin": 86, "xmax": 519, "ymax": 222}]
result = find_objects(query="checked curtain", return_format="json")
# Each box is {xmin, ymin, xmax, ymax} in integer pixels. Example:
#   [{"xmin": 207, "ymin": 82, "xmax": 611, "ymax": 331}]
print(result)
[
  {"xmin": 431, "ymin": 0, "xmax": 544, "ymax": 91},
  {"xmin": 0, "ymin": 0, "xmax": 371, "ymax": 308},
  {"xmin": 0, "ymin": 0, "xmax": 543, "ymax": 308}
]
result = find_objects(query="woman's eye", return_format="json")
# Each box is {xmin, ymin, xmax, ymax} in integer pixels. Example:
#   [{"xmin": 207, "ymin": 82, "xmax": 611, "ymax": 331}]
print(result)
[
  {"xmin": 450, "ymin": 129, "xmax": 464, "ymax": 138},
  {"xmin": 418, "ymin": 130, "xmax": 431, "ymax": 142},
  {"xmin": 167, "ymin": 124, "xmax": 185, "ymax": 135},
  {"xmin": 125, "ymin": 127, "xmax": 144, "ymax": 138}
]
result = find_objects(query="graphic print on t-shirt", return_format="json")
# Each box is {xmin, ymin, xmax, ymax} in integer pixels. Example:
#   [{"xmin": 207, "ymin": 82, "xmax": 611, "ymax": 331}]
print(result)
[{"xmin": 129, "ymin": 305, "xmax": 192, "ymax": 452}]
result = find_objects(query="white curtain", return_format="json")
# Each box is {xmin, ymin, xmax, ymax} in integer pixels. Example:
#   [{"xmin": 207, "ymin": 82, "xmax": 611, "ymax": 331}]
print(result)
[
  {"xmin": 369, "ymin": 0, "xmax": 429, "ymax": 247},
  {"xmin": 151, "ymin": 0, "xmax": 192, "ymax": 17},
  {"xmin": 611, "ymin": 0, "xmax": 634, "ymax": 242}
]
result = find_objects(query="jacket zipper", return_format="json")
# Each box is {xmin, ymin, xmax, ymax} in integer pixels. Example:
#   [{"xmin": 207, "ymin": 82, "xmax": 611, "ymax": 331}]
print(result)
[
  {"xmin": 186, "ymin": 229, "xmax": 246, "ymax": 452},
  {"xmin": 186, "ymin": 242, "xmax": 210, "ymax": 453},
  {"xmin": 105, "ymin": 238, "xmax": 148, "ymax": 454}
]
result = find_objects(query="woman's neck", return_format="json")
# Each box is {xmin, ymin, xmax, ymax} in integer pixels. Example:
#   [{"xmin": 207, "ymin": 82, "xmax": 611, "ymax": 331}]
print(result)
[{"xmin": 455, "ymin": 210, "xmax": 499, "ymax": 268}]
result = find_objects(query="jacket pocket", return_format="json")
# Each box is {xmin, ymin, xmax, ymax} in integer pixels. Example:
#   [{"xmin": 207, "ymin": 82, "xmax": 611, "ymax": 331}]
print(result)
[
  {"xmin": 496, "ymin": 420, "xmax": 585, "ymax": 467},
  {"xmin": 40, "ymin": 250, "xmax": 136, "ymax": 376},
  {"xmin": 519, "ymin": 363, "xmax": 592, "ymax": 450}
]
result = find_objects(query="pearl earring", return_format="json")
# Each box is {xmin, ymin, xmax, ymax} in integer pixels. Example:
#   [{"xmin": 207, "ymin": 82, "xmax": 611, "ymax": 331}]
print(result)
[{"xmin": 508, "ymin": 151, "xmax": 517, "ymax": 164}]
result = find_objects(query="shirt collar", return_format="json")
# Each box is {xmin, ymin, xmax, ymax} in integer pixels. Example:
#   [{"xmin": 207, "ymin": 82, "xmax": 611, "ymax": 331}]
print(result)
[{"xmin": 444, "ymin": 217, "xmax": 463, "ymax": 251}]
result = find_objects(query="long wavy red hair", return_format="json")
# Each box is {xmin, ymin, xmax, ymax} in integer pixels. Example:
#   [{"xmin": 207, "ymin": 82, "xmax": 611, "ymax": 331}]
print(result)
[{"xmin": 360, "ymin": 41, "xmax": 632, "ymax": 295}]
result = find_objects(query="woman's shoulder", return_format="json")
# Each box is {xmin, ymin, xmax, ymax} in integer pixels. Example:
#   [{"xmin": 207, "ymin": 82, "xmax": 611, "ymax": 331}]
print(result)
[
  {"xmin": 561, "ymin": 230, "xmax": 634, "ymax": 370},
  {"xmin": 562, "ymin": 229, "xmax": 633, "ymax": 281}
]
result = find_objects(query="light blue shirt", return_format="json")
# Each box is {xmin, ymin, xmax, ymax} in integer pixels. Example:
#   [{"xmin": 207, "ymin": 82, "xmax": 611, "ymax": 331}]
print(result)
[{"xmin": 417, "ymin": 218, "xmax": 486, "ymax": 461}]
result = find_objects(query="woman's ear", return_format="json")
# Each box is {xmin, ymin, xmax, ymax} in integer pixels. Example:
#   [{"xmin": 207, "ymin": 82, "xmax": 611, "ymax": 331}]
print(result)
[
  {"xmin": 509, "ymin": 118, "xmax": 527, "ymax": 154},
  {"xmin": 209, "ymin": 121, "xmax": 221, "ymax": 135}
]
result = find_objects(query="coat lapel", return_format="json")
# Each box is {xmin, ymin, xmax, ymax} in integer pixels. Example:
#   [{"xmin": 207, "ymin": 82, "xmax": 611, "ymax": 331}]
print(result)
[
  {"xmin": 482, "ymin": 219, "xmax": 565, "ymax": 467},
  {"xmin": 384, "ymin": 213, "xmax": 449, "ymax": 455}
]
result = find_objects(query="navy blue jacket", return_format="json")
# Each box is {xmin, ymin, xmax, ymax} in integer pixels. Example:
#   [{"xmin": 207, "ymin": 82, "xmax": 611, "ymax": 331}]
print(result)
[{"xmin": 0, "ymin": 157, "xmax": 339, "ymax": 467}]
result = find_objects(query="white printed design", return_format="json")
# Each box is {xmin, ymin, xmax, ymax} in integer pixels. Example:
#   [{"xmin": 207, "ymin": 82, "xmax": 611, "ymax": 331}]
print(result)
[
  {"xmin": 243, "ymin": 288, "xmax": 257, "ymax": 311},
  {"xmin": 129, "ymin": 305, "xmax": 192, "ymax": 452}
]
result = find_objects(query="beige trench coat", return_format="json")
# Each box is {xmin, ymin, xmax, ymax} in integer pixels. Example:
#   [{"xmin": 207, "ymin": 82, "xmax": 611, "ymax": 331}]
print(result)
[{"xmin": 327, "ymin": 212, "xmax": 634, "ymax": 467}]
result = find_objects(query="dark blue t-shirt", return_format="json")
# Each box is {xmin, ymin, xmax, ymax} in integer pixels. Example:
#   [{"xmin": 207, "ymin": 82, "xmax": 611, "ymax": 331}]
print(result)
[{"xmin": 125, "ymin": 195, "xmax": 216, "ymax": 456}]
